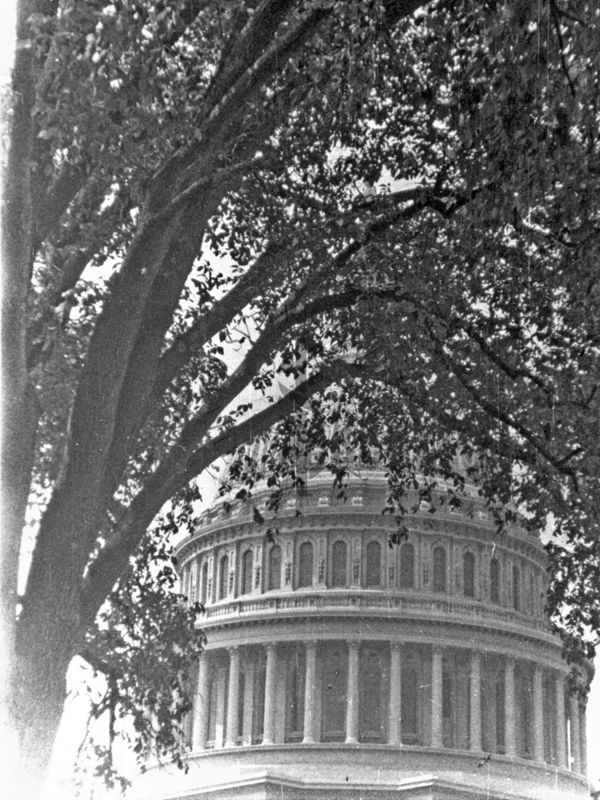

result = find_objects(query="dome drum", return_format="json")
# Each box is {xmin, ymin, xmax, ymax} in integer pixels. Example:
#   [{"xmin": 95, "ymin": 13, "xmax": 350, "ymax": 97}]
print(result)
[{"xmin": 156, "ymin": 475, "xmax": 592, "ymax": 800}]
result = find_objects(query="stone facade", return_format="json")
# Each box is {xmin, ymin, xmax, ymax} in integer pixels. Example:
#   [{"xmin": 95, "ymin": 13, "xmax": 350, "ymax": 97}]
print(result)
[{"xmin": 134, "ymin": 470, "xmax": 591, "ymax": 800}]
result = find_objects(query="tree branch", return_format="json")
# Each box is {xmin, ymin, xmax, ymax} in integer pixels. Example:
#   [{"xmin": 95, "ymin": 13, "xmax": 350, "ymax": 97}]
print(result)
[
  {"xmin": 33, "ymin": 161, "xmax": 90, "ymax": 251},
  {"xmin": 151, "ymin": 242, "xmax": 288, "ymax": 402},
  {"xmin": 147, "ymin": 154, "xmax": 266, "ymax": 226},
  {"xmin": 80, "ymin": 360, "xmax": 367, "ymax": 623}
]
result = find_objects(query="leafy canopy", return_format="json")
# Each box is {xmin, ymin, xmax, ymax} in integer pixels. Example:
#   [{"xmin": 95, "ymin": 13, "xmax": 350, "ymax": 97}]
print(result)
[{"xmin": 7, "ymin": 0, "xmax": 600, "ymax": 789}]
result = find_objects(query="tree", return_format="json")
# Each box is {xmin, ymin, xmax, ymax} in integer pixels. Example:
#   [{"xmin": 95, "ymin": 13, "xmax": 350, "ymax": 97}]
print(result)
[{"xmin": 2, "ymin": 0, "xmax": 599, "ymax": 795}]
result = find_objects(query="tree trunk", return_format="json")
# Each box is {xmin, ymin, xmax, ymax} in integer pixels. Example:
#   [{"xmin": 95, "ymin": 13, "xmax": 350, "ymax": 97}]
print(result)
[
  {"xmin": 13, "ymin": 563, "xmax": 84, "ymax": 800},
  {"xmin": 2, "ymin": 5, "xmax": 41, "ymax": 788},
  {"xmin": 12, "ymin": 643, "xmax": 75, "ymax": 800}
]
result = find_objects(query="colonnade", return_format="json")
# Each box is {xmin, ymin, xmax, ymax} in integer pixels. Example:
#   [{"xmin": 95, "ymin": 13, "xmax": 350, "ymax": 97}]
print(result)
[{"xmin": 190, "ymin": 639, "xmax": 587, "ymax": 775}]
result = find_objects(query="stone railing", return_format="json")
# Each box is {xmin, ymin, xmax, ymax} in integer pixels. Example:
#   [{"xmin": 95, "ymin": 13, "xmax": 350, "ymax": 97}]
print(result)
[{"xmin": 201, "ymin": 590, "xmax": 552, "ymax": 636}]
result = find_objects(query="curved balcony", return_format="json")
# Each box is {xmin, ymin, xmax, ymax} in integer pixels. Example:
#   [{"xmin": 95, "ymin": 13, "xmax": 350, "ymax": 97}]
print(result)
[{"xmin": 201, "ymin": 588, "xmax": 554, "ymax": 644}]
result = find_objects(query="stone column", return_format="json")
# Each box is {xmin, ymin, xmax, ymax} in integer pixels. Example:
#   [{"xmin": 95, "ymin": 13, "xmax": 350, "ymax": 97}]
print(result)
[
  {"xmin": 555, "ymin": 673, "xmax": 567, "ymax": 769},
  {"xmin": 569, "ymin": 695, "xmax": 581, "ymax": 772},
  {"xmin": 580, "ymin": 703, "xmax": 587, "ymax": 776},
  {"xmin": 214, "ymin": 665, "xmax": 227, "ymax": 748},
  {"xmin": 303, "ymin": 641, "xmax": 318, "ymax": 744},
  {"xmin": 504, "ymin": 658, "xmax": 516, "ymax": 757},
  {"xmin": 192, "ymin": 654, "xmax": 210, "ymax": 750},
  {"xmin": 262, "ymin": 644, "xmax": 277, "ymax": 745},
  {"xmin": 224, "ymin": 647, "xmax": 240, "ymax": 747},
  {"xmin": 345, "ymin": 641, "xmax": 360, "ymax": 744},
  {"xmin": 532, "ymin": 665, "xmax": 544, "ymax": 762},
  {"xmin": 389, "ymin": 643, "xmax": 402, "ymax": 746},
  {"xmin": 469, "ymin": 651, "xmax": 482, "ymax": 752},
  {"xmin": 431, "ymin": 647, "xmax": 443, "ymax": 748},
  {"xmin": 241, "ymin": 660, "xmax": 255, "ymax": 746}
]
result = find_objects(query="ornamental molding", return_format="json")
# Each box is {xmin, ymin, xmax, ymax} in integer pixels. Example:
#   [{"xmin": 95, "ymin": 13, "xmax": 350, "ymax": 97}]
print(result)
[{"xmin": 199, "ymin": 614, "xmax": 564, "ymax": 666}]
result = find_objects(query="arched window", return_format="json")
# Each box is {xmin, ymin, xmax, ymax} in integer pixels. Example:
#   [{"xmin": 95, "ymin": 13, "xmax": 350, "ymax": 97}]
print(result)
[
  {"xmin": 432, "ymin": 546, "xmax": 447, "ymax": 592},
  {"xmin": 463, "ymin": 551, "xmax": 475, "ymax": 598},
  {"xmin": 527, "ymin": 571, "xmax": 535, "ymax": 614},
  {"xmin": 200, "ymin": 560, "xmax": 208, "ymax": 605},
  {"xmin": 512, "ymin": 564, "xmax": 520, "ymax": 611},
  {"xmin": 490, "ymin": 557, "xmax": 500, "ymax": 604},
  {"xmin": 188, "ymin": 563, "xmax": 197, "ymax": 602},
  {"xmin": 298, "ymin": 541, "xmax": 313, "ymax": 588},
  {"xmin": 399, "ymin": 543, "xmax": 415, "ymax": 589},
  {"xmin": 268, "ymin": 544, "xmax": 281, "ymax": 590},
  {"xmin": 331, "ymin": 540, "xmax": 347, "ymax": 587},
  {"xmin": 218, "ymin": 553, "xmax": 228, "ymax": 600},
  {"xmin": 241, "ymin": 548, "xmax": 253, "ymax": 595},
  {"xmin": 365, "ymin": 541, "xmax": 381, "ymax": 587}
]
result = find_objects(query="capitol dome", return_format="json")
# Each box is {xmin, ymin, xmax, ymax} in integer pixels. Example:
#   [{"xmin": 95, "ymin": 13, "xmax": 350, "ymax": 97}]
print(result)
[{"xmin": 136, "ymin": 469, "xmax": 591, "ymax": 800}]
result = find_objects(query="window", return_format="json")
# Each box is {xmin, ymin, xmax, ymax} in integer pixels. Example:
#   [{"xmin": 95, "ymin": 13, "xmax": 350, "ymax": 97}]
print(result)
[
  {"xmin": 321, "ymin": 646, "xmax": 347, "ymax": 741},
  {"xmin": 241, "ymin": 549, "xmax": 253, "ymax": 595},
  {"xmin": 365, "ymin": 541, "xmax": 381, "ymax": 587},
  {"xmin": 516, "ymin": 668, "xmax": 533, "ymax": 758},
  {"xmin": 218, "ymin": 554, "xmax": 229, "ymax": 600},
  {"xmin": 401, "ymin": 666, "xmax": 419, "ymax": 742},
  {"xmin": 189, "ymin": 563, "xmax": 197, "ymax": 603},
  {"xmin": 285, "ymin": 646, "xmax": 305, "ymax": 741},
  {"xmin": 399, "ymin": 542, "xmax": 415, "ymax": 589},
  {"xmin": 331, "ymin": 540, "xmax": 347, "ymax": 587},
  {"xmin": 542, "ymin": 672, "xmax": 557, "ymax": 763},
  {"xmin": 298, "ymin": 541, "xmax": 313, "ymax": 588},
  {"xmin": 359, "ymin": 648, "xmax": 386, "ymax": 742},
  {"xmin": 527, "ymin": 571, "xmax": 535, "ymax": 614},
  {"xmin": 495, "ymin": 672, "xmax": 505, "ymax": 753},
  {"xmin": 512, "ymin": 564, "xmax": 520, "ymax": 611},
  {"xmin": 432, "ymin": 546, "xmax": 447, "ymax": 592},
  {"xmin": 268, "ymin": 544, "xmax": 281, "ymax": 590},
  {"xmin": 490, "ymin": 557, "xmax": 500, "ymax": 604},
  {"xmin": 251, "ymin": 652, "xmax": 266, "ymax": 744},
  {"xmin": 200, "ymin": 560, "xmax": 208, "ymax": 604},
  {"xmin": 442, "ymin": 671, "xmax": 453, "ymax": 747},
  {"xmin": 463, "ymin": 551, "xmax": 475, "ymax": 598}
]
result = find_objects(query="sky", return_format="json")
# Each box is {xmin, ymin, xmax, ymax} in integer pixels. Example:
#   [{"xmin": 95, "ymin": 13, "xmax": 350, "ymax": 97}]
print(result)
[{"xmin": 0, "ymin": 1, "xmax": 598, "ymax": 797}]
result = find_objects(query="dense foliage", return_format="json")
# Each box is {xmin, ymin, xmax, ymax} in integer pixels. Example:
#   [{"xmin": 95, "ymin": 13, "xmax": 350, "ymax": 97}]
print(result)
[{"xmin": 2, "ymin": 0, "xmax": 600, "ymax": 795}]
